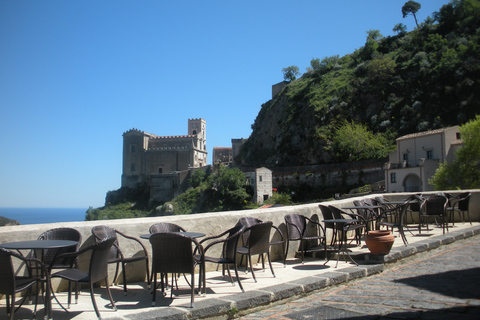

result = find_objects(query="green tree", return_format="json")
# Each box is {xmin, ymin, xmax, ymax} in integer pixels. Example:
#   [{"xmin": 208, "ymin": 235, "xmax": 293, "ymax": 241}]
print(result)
[
  {"xmin": 402, "ymin": 1, "xmax": 421, "ymax": 28},
  {"xmin": 393, "ymin": 23, "xmax": 407, "ymax": 34},
  {"xmin": 331, "ymin": 120, "xmax": 393, "ymax": 162},
  {"xmin": 430, "ymin": 116, "xmax": 480, "ymax": 190},
  {"xmin": 282, "ymin": 66, "xmax": 300, "ymax": 82}
]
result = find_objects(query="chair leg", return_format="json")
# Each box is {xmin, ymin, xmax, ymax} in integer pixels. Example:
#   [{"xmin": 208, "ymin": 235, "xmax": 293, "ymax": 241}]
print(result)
[
  {"xmin": 121, "ymin": 261, "xmax": 127, "ymax": 295},
  {"xmin": 145, "ymin": 258, "xmax": 151, "ymax": 289},
  {"xmin": 233, "ymin": 264, "xmax": 245, "ymax": 293},
  {"xmin": 151, "ymin": 272, "xmax": 157, "ymax": 306},
  {"xmin": 105, "ymin": 277, "xmax": 117, "ymax": 311},
  {"xmin": 89, "ymin": 282, "xmax": 101, "ymax": 319},
  {"xmin": 266, "ymin": 252, "xmax": 275, "ymax": 277},
  {"xmin": 248, "ymin": 254, "xmax": 256, "ymax": 282},
  {"xmin": 190, "ymin": 272, "xmax": 195, "ymax": 308}
]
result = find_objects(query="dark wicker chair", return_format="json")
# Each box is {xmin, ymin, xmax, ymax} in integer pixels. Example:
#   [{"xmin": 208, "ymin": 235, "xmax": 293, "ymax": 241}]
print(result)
[
  {"xmin": 198, "ymin": 225, "xmax": 246, "ymax": 292},
  {"xmin": 50, "ymin": 237, "xmax": 117, "ymax": 319},
  {"xmin": 91, "ymin": 225, "xmax": 150, "ymax": 295},
  {"xmin": 237, "ymin": 221, "xmax": 275, "ymax": 282},
  {"xmin": 0, "ymin": 248, "xmax": 46, "ymax": 320},
  {"xmin": 149, "ymin": 222, "xmax": 186, "ymax": 234},
  {"xmin": 449, "ymin": 192, "xmax": 472, "ymax": 225},
  {"xmin": 33, "ymin": 227, "xmax": 82, "ymax": 270},
  {"xmin": 328, "ymin": 206, "xmax": 366, "ymax": 246},
  {"xmin": 284, "ymin": 213, "xmax": 327, "ymax": 264},
  {"xmin": 318, "ymin": 205, "xmax": 337, "ymax": 246},
  {"xmin": 419, "ymin": 195, "xmax": 449, "ymax": 234},
  {"xmin": 236, "ymin": 217, "xmax": 286, "ymax": 266},
  {"xmin": 376, "ymin": 197, "xmax": 415, "ymax": 245},
  {"xmin": 149, "ymin": 232, "xmax": 204, "ymax": 308}
]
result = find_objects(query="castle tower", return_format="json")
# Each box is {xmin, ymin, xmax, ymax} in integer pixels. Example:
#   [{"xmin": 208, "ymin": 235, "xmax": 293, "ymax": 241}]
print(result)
[{"xmin": 188, "ymin": 118, "xmax": 207, "ymax": 167}]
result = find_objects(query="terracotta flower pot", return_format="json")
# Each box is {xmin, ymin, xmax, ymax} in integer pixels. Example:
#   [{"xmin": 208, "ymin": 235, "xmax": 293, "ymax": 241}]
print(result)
[{"xmin": 365, "ymin": 230, "xmax": 395, "ymax": 255}]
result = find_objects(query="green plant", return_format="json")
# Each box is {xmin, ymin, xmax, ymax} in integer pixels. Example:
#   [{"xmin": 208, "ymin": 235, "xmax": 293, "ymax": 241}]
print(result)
[{"xmin": 227, "ymin": 307, "xmax": 238, "ymax": 319}]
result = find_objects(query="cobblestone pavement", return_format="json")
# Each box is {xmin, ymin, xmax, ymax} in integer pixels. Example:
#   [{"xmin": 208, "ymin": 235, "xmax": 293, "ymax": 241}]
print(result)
[{"xmin": 238, "ymin": 234, "xmax": 480, "ymax": 320}]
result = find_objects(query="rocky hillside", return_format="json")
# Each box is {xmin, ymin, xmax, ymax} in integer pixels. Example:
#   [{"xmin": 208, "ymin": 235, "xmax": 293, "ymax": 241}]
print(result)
[{"xmin": 240, "ymin": 0, "xmax": 480, "ymax": 167}]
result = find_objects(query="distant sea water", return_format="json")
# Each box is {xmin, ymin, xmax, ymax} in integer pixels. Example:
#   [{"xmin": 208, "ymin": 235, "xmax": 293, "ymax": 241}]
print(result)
[{"xmin": 0, "ymin": 207, "xmax": 87, "ymax": 225}]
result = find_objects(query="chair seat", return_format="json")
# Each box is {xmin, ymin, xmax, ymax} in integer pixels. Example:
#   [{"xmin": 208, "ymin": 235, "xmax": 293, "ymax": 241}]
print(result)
[{"xmin": 52, "ymin": 268, "xmax": 90, "ymax": 283}]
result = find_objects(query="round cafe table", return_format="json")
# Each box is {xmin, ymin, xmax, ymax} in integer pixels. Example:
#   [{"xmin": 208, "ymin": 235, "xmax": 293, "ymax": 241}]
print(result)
[{"xmin": 140, "ymin": 232, "xmax": 205, "ymax": 240}]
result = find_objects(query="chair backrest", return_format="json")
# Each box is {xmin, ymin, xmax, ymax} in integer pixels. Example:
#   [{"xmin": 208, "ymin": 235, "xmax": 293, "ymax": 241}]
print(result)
[
  {"xmin": 38, "ymin": 227, "xmax": 82, "ymax": 267},
  {"xmin": 0, "ymin": 248, "xmax": 15, "ymax": 294},
  {"xmin": 458, "ymin": 192, "xmax": 471, "ymax": 211},
  {"xmin": 236, "ymin": 217, "xmax": 262, "ymax": 245},
  {"xmin": 223, "ymin": 225, "xmax": 246, "ymax": 262},
  {"xmin": 242, "ymin": 221, "xmax": 272, "ymax": 255},
  {"xmin": 91, "ymin": 225, "xmax": 120, "ymax": 261},
  {"xmin": 284, "ymin": 213, "xmax": 307, "ymax": 240},
  {"xmin": 318, "ymin": 205, "xmax": 334, "ymax": 229},
  {"xmin": 327, "ymin": 206, "xmax": 344, "ymax": 220},
  {"xmin": 149, "ymin": 233, "xmax": 196, "ymax": 274},
  {"xmin": 89, "ymin": 237, "xmax": 117, "ymax": 284},
  {"xmin": 422, "ymin": 195, "xmax": 448, "ymax": 216},
  {"xmin": 149, "ymin": 222, "xmax": 186, "ymax": 234}
]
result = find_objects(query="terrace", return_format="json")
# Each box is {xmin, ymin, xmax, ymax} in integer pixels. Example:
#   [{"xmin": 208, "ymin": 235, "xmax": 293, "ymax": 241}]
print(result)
[{"xmin": 1, "ymin": 190, "xmax": 479, "ymax": 320}]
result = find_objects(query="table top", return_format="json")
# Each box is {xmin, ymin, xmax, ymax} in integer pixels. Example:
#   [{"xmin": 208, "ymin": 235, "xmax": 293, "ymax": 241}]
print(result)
[
  {"xmin": 342, "ymin": 205, "xmax": 383, "ymax": 210},
  {"xmin": 322, "ymin": 219, "xmax": 358, "ymax": 224},
  {"xmin": 140, "ymin": 232, "xmax": 205, "ymax": 239},
  {"xmin": 0, "ymin": 239, "xmax": 78, "ymax": 250}
]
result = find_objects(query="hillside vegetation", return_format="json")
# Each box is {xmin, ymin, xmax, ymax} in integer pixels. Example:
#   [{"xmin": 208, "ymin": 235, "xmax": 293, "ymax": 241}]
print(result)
[{"xmin": 241, "ymin": 0, "xmax": 480, "ymax": 167}]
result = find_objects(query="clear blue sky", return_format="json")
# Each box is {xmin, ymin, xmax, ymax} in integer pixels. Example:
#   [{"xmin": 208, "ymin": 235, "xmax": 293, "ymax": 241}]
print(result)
[{"xmin": 0, "ymin": 1, "xmax": 451, "ymax": 209}]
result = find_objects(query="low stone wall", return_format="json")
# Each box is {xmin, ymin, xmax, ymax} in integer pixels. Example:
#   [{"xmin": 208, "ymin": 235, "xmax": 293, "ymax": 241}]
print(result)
[{"xmin": 1, "ymin": 190, "xmax": 478, "ymax": 291}]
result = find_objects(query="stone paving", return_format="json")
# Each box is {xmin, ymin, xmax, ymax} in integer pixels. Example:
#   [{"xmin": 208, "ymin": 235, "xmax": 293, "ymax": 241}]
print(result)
[{"xmin": 238, "ymin": 233, "xmax": 480, "ymax": 320}]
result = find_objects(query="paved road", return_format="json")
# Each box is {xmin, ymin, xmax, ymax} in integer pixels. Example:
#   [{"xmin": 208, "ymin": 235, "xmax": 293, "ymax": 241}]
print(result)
[{"xmin": 239, "ymin": 234, "xmax": 480, "ymax": 320}]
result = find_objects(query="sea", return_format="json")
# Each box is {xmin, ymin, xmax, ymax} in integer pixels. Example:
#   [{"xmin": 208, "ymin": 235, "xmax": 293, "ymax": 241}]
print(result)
[{"xmin": 0, "ymin": 207, "xmax": 88, "ymax": 225}]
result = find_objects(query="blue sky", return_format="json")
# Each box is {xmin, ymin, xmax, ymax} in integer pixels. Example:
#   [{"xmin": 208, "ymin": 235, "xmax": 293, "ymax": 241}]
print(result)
[{"xmin": 0, "ymin": 0, "xmax": 451, "ymax": 209}]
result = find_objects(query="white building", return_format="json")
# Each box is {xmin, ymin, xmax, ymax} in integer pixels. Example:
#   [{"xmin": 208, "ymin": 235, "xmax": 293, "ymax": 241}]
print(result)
[
  {"xmin": 245, "ymin": 167, "xmax": 273, "ymax": 204},
  {"xmin": 384, "ymin": 126, "xmax": 463, "ymax": 193}
]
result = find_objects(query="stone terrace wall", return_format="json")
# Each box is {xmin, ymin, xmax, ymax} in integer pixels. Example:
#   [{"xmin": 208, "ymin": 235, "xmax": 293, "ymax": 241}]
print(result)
[{"xmin": 1, "ymin": 190, "xmax": 479, "ymax": 291}]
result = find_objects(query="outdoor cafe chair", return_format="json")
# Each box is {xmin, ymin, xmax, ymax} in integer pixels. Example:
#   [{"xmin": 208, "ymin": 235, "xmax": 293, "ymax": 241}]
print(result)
[
  {"xmin": 318, "ymin": 205, "xmax": 337, "ymax": 246},
  {"xmin": 149, "ymin": 222, "xmax": 186, "ymax": 233},
  {"xmin": 376, "ymin": 196, "xmax": 417, "ymax": 245},
  {"xmin": 236, "ymin": 217, "xmax": 286, "ymax": 266},
  {"xmin": 284, "ymin": 213, "xmax": 327, "ymax": 264},
  {"xmin": 237, "ymin": 221, "xmax": 276, "ymax": 282},
  {"xmin": 92, "ymin": 225, "xmax": 150, "ymax": 295},
  {"xmin": 50, "ymin": 237, "xmax": 117, "ymax": 320},
  {"xmin": 448, "ymin": 192, "xmax": 472, "ymax": 225},
  {"xmin": 0, "ymin": 248, "xmax": 46, "ymax": 320},
  {"xmin": 149, "ymin": 232, "xmax": 204, "ymax": 308},
  {"xmin": 328, "ymin": 206, "xmax": 366, "ymax": 246},
  {"xmin": 197, "ymin": 224, "xmax": 246, "ymax": 292},
  {"xmin": 419, "ymin": 194, "xmax": 449, "ymax": 234}
]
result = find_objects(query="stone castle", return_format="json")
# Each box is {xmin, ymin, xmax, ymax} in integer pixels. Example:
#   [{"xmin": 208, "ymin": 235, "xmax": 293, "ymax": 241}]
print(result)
[{"xmin": 122, "ymin": 118, "xmax": 207, "ymax": 187}]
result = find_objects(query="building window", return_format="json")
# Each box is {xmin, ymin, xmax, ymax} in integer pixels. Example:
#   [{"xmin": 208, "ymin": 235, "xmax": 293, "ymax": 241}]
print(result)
[
  {"xmin": 456, "ymin": 132, "xmax": 461, "ymax": 139},
  {"xmin": 426, "ymin": 150, "xmax": 433, "ymax": 159},
  {"xmin": 158, "ymin": 168, "xmax": 162, "ymax": 174},
  {"xmin": 130, "ymin": 145, "xmax": 136, "ymax": 153},
  {"xmin": 259, "ymin": 175, "xmax": 263, "ymax": 182},
  {"xmin": 130, "ymin": 163, "xmax": 135, "ymax": 172},
  {"xmin": 391, "ymin": 173, "xmax": 397, "ymax": 183},
  {"xmin": 403, "ymin": 153, "xmax": 409, "ymax": 162}
]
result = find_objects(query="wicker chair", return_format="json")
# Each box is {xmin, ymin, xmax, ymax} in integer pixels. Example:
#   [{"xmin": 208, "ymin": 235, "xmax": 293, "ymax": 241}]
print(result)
[
  {"xmin": 149, "ymin": 232, "xmax": 204, "ymax": 308},
  {"xmin": 419, "ymin": 195, "xmax": 449, "ymax": 234},
  {"xmin": 449, "ymin": 192, "xmax": 472, "ymax": 225},
  {"xmin": 236, "ymin": 217, "xmax": 286, "ymax": 266},
  {"xmin": 149, "ymin": 222, "xmax": 186, "ymax": 234},
  {"xmin": 284, "ymin": 213, "xmax": 327, "ymax": 264},
  {"xmin": 33, "ymin": 227, "xmax": 82, "ymax": 270},
  {"xmin": 91, "ymin": 225, "xmax": 150, "ymax": 294},
  {"xmin": 328, "ymin": 206, "xmax": 366, "ymax": 246},
  {"xmin": 318, "ymin": 205, "xmax": 337, "ymax": 246},
  {"xmin": 198, "ymin": 225, "xmax": 246, "ymax": 292},
  {"xmin": 237, "ymin": 221, "xmax": 275, "ymax": 282},
  {"xmin": 0, "ymin": 248, "xmax": 46, "ymax": 320},
  {"xmin": 50, "ymin": 237, "xmax": 117, "ymax": 319}
]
